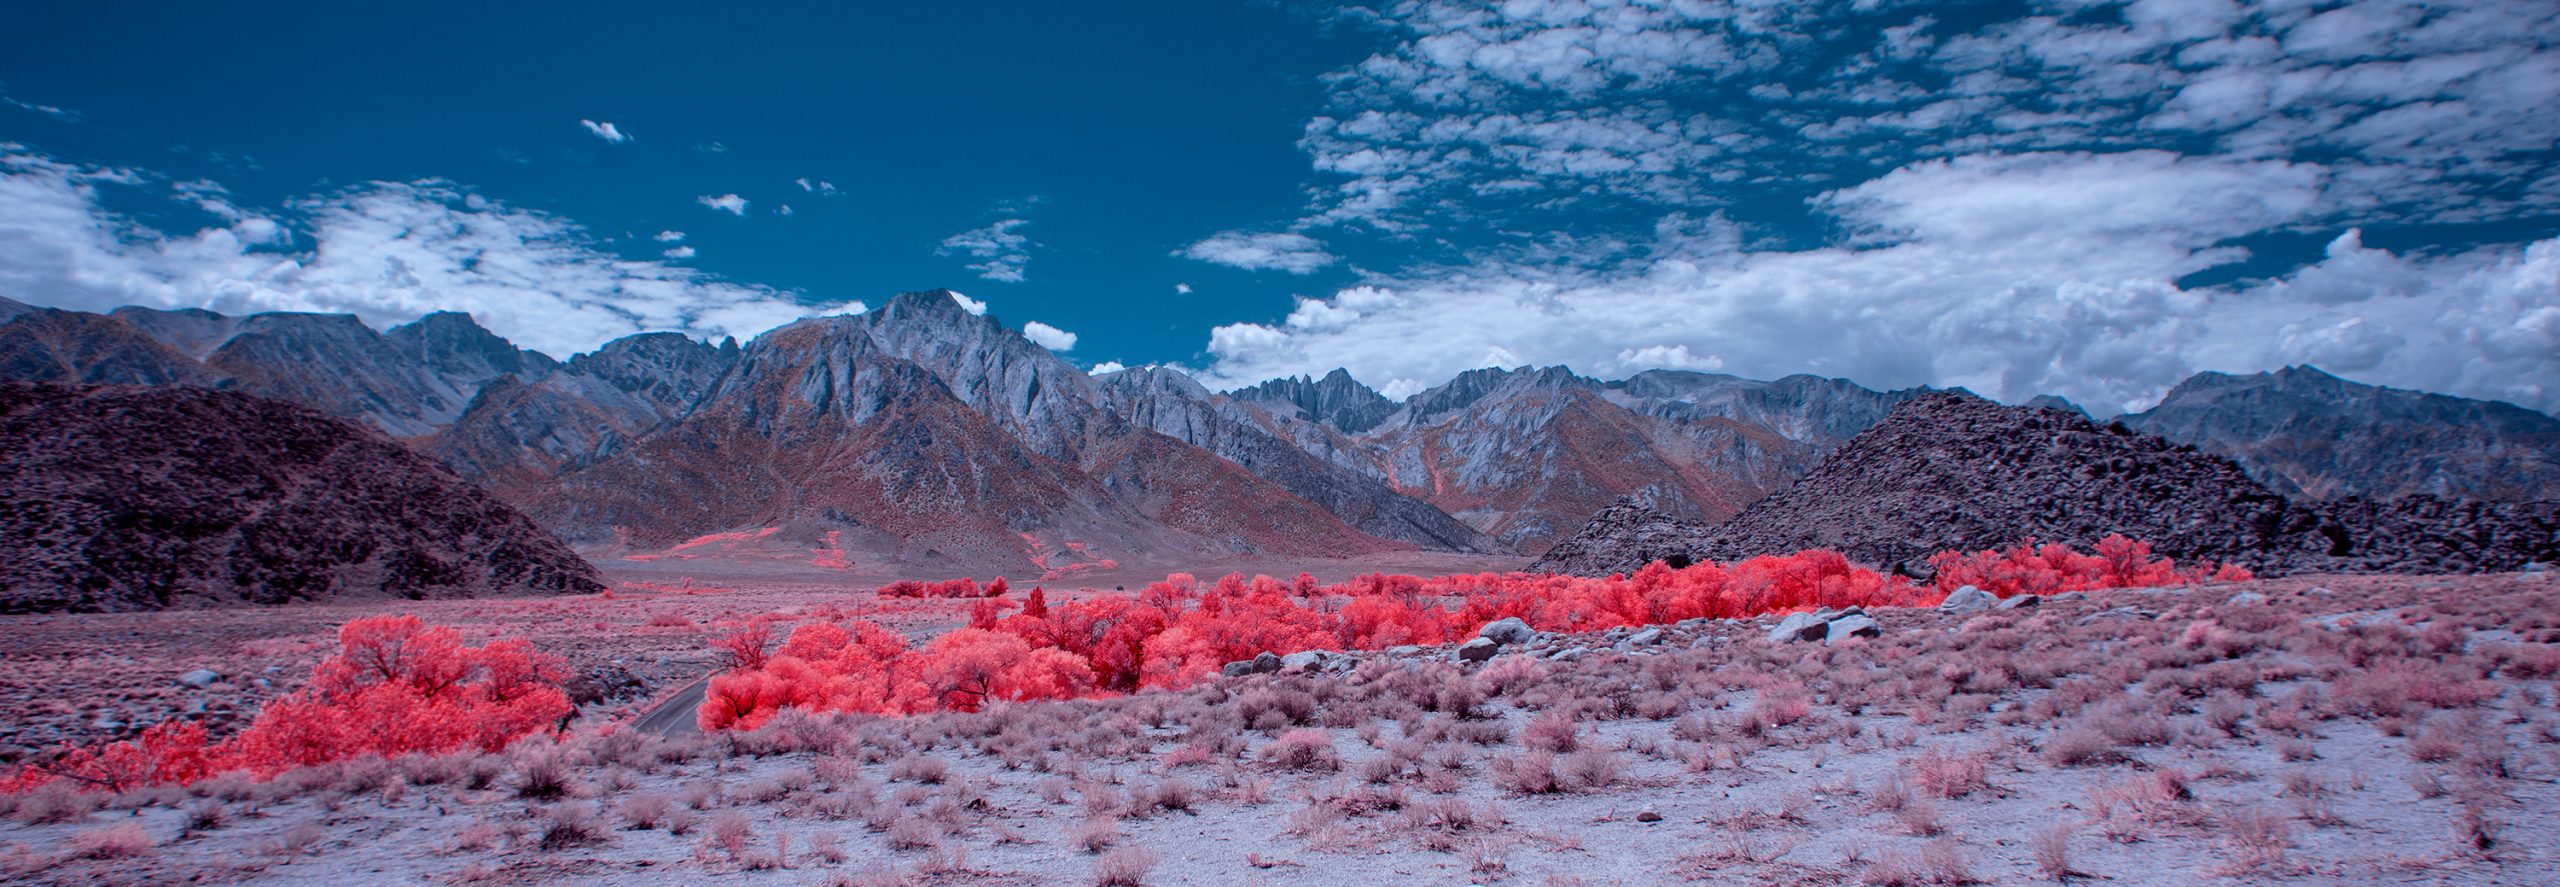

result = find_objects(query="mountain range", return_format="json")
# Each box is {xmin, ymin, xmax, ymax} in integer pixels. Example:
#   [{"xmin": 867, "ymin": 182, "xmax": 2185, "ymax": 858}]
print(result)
[{"xmin": 4, "ymin": 290, "xmax": 2555, "ymax": 573}]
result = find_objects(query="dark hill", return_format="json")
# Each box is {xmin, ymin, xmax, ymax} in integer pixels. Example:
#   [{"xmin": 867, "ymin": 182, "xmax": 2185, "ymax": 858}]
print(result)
[
  {"xmin": 1535, "ymin": 393, "xmax": 2559, "ymax": 577},
  {"xmin": 0, "ymin": 382, "xmax": 604, "ymax": 613}
]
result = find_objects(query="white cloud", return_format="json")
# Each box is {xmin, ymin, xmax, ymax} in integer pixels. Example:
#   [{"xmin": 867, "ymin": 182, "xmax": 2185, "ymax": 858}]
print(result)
[
  {"xmin": 697, "ymin": 194, "xmax": 748, "ymax": 216},
  {"xmin": 777, "ymin": 204, "xmax": 794, "ymax": 216},
  {"xmin": 948, "ymin": 291, "xmax": 987, "ymax": 316},
  {"xmin": 1177, "ymin": 231, "xmax": 1337, "ymax": 274},
  {"xmin": 938, "ymin": 219, "xmax": 1033, "ymax": 283},
  {"xmin": 796, "ymin": 178, "xmax": 839, "ymax": 195},
  {"xmin": 1089, "ymin": 361, "xmax": 1128, "ymax": 375},
  {"xmin": 653, "ymin": 230, "xmax": 686, "ymax": 242},
  {"xmin": 1617, "ymin": 344, "xmax": 1723, "ymax": 373},
  {"xmin": 1195, "ymin": 150, "xmax": 2560, "ymax": 416},
  {"xmin": 1174, "ymin": 282, "xmax": 1193, "ymax": 294},
  {"xmin": 1020, "ymin": 321, "xmax": 1077, "ymax": 351},
  {"xmin": 662, "ymin": 245, "xmax": 696, "ymax": 259},
  {"xmin": 578, "ymin": 120, "xmax": 630, "ymax": 143},
  {"xmin": 0, "ymin": 145, "xmax": 859, "ymax": 359}
]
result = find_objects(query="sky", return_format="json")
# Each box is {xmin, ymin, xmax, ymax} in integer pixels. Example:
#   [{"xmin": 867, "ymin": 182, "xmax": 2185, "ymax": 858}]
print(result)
[{"xmin": 1, "ymin": 0, "xmax": 2555, "ymax": 415}]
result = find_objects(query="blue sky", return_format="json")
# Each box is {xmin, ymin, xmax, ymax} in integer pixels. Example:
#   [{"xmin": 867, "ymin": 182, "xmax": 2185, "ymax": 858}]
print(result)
[{"xmin": 3, "ymin": 1, "xmax": 2556, "ymax": 414}]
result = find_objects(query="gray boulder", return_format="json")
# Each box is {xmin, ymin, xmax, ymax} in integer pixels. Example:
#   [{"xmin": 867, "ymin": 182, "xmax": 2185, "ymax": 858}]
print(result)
[
  {"xmin": 2226, "ymin": 591, "xmax": 2269, "ymax": 606},
  {"xmin": 1616, "ymin": 628, "xmax": 1664, "ymax": 650},
  {"xmin": 1938, "ymin": 585, "xmax": 1996, "ymax": 613},
  {"xmin": 1995, "ymin": 593, "xmax": 2040, "ymax": 610},
  {"xmin": 1455, "ymin": 637, "xmax": 1501, "ymax": 663},
  {"xmin": 1825, "ymin": 614, "xmax": 1881, "ymax": 643},
  {"xmin": 1252, "ymin": 651, "xmax": 1282, "ymax": 674},
  {"xmin": 178, "ymin": 668, "xmax": 222, "ymax": 688},
  {"xmin": 1280, "ymin": 650, "xmax": 1331, "ymax": 673},
  {"xmin": 1478, "ymin": 617, "xmax": 1537, "ymax": 647},
  {"xmin": 1769, "ymin": 612, "xmax": 1829, "ymax": 644}
]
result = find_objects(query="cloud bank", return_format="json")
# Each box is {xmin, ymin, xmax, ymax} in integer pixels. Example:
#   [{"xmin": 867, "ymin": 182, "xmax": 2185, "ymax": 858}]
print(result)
[
  {"xmin": 1190, "ymin": 0, "xmax": 2560, "ymax": 415},
  {"xmin": 0, "ymin": 145, "xmax": 860, "ymax": 358}
]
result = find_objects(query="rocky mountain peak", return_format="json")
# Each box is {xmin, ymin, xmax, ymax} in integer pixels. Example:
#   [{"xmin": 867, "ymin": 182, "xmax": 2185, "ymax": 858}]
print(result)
[{"xmin": 1228, "ymin": 367, "xmax": 1395, "ymax": 433}]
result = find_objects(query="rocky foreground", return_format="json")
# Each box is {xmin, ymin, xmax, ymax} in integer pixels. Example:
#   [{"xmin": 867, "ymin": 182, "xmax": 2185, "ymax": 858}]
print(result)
[{"xmin": 3, "ymin": 571, "xmax": 2552, "ymax": 885}]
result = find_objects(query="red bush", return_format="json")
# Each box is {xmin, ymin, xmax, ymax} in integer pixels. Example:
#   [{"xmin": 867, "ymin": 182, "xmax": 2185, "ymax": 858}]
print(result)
[
  {"xmin": 693, "ymin": 539, "xmax": 2222, "ymax": 730},
  {"xmin": 7, "ymin": 615, "xmax": 570, "ymax": 792}
]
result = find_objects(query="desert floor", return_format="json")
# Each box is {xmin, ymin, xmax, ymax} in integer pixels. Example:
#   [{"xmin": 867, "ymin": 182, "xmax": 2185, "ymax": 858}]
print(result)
[{"xmin": 3, "ymin": 567, "xmax": 2556, "ymax": 885}]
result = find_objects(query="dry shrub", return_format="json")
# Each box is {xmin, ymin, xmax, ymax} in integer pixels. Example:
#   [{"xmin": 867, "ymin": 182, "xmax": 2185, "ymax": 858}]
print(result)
[
  {"xmin": 1091, "ymin": 845, "xmax": 1160, "ymax": 886},
  {"xmin": 1490, "ymin": 750, "xmax": 1559, "ymax": 794},
  {"xmin": 539, "ymin": 802, "xmax": 610, "ymax": 851},
  {"xmin": 889, "ymin": 753, "xmax": 949, "ymax": 784},
  {"xmin": 620, "ymin": 792, "xmax": 673, "ymax": 830},
  {"xmin": 2219, "ymin": 805, "xmax": 2292, "ymax": 871},
  {"xmin": 1907, "ymin": 748, "xmax": 1988, "ymax": 799},
  {"xmin": 1555, "ymin": 748, "xmax": 1624, "ymax": 792},
  {"xmin": 2032, "ymin": 824, "xmax": 2074, "ymax": 880},
  {"xmin": 2042, "ymin": 726, "xmax": 2118, "ymax": 767},
  {"xmin": 1522, "ymin": 713, "xmax": 1579, "ymax": 753},
  {"xmin": 1259, "ymin": 729, "xmax": 1341, "ymax": 772},
  {"xmin": 65, "ymin": 823, "xmax": 153, "ymax": 860},
  {"xmin": 1072, "ymin": 817, "xmax": 1122, "ymax": 853},
  {"xmin": 1861, "ymin": 837, "xmax": 1972, "ymax": 885}
]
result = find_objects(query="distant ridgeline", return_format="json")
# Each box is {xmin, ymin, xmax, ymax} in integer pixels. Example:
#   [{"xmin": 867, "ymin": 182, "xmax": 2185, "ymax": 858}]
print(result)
[{"xmin": 4, "ymin": 293, "xmax": 2555, "ymax": 577}]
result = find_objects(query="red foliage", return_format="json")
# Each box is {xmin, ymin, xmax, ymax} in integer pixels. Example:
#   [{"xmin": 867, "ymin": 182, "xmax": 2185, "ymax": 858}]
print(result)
[
  {"xmin": 696, "ymin": 539, "xmax": 2227, "ymax": 729},
  {"xmin": 1927, "ymin": 535, "xmax": 2249, "ymax": 598},
  {"xmin": 7, "ymin": 615, "xmax": 570, "ymax": 792}
]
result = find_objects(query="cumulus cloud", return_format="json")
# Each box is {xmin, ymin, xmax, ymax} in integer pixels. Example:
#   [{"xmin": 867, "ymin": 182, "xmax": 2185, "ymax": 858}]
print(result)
[
  {"xmin": 1177, "ymin": 231, "xmax": 1337, "ymax": 274},
  {"xmin": 1196, "ymin": 148, "xmax": 2560, "ymax": 415},
  {"xmin": 1089, "ymin": 361, "xmax": 1127, "ymax": 375},
  {"xmin": 653, "ymin": 229, "xmax": 686, "ymax": 242},
  {"xmin": 1300, "ymin": 0, "xmax": 2560, "ymax": 233},
  {"xmin": 938, "ymin": 218, "xmax": 1033, "ymax": 282},
  {"xmin": 662, "ymin": 245, "xmax": 696, "ymax": 259},
  {"xmin": 697, "ymin": 193, "xmax": 748, "ymax": 216},
  {"xmin": 1175, "ymin": 282, "xmax": 1193, "ymax": 294},
  {"xmin": 796, "ymin": 178, "xmax": 839, "ymax": 194},
  {"xmin": 1185, "ymin": 0, "xmax": 2560, "ymax": 415},
  {"xmin": 1021, "ymin": 320, "xmax": 1077, "ymax": 351},
  {"xmin": 0, "ymin": 145, "xmax": 859, "ymax": 358},
  {"xmin": 578, "ymin": 119, "xmax": 630, "ymax": 143}
]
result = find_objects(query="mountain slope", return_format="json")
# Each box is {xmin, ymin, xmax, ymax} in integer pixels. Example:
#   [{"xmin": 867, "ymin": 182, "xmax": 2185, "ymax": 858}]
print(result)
[
  {"xmin": 2121, "ymin": 365, "xmax": 2560, "ymax": 502},
  {"xmin": 0, "ymin": 382, "xmax": 603, "ymax": 613},
  {"xmin": 1097, "ymin": 366, "xmax": 1492, "ymax": 552}
]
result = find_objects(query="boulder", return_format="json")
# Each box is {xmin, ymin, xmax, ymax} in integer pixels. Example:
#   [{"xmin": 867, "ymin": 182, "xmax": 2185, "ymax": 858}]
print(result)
[
  {"xmin": 1939, "ymin": 585, "xmax": 1996, "ymax": 613},
  {"xmin": 1478, "ymin": 617, "xmax": 1537, "ymax": 647},
  {"xmin": 1252, "ymin": 651, "xmax": 1282, "ymax": 674},
  {"xmin": 1996, "ymin": 593, "xmax": 2040, "ymax": 610},
  {"xmin": 1280, "ymin": 650, "xmax": 1331, "ymax": 673},
  {"xmin": 1769, "ymin": 612, "xmax": 1828, "ymax": 644},
  {"xmin": 177, "ymin": 668, "xmax": 221, "ymax": 688},
  {"xmin": 2226, "ymin": 591, "xmax": 2268, "ymax": 606},
  {"xmin": 1825, "ymin": 614, "xmax": 1881, "ymax": 643},
  {"xmin": 1616, "ymin": 628, "xmax": 1664, "ymax": 650},
  {"xmin": 1455, "ymin": 637, "xmax": 1501, "ymax": 663}
]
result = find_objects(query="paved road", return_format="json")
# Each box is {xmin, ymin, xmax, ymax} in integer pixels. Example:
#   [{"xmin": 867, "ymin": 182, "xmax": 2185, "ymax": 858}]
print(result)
[{"xmin": 632, "ymin": 673, "xmax": 711, "ymax": 738}]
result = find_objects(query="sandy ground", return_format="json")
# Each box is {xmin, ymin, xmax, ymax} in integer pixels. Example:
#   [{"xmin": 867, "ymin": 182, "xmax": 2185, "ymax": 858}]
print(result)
[{"xmin": 2, "ymin": 571, "xmax": 2555, "ymax": 886}]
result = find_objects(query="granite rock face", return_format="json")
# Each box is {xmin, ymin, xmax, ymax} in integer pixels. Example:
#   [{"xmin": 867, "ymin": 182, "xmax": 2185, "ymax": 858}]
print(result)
[{"xmin": 0, "ymin": 382, "xmax": 603, "ymax": 613}]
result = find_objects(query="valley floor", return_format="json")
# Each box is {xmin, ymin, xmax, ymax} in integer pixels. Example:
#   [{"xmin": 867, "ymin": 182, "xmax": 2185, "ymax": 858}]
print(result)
[{"xmin": 4, "ymin": 572, "xmax": 2557, "ymax": 885}]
